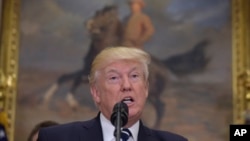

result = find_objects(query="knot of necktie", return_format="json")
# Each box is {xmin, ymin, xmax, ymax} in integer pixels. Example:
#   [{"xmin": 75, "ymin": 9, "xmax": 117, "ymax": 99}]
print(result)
[{"xmin": 121, "ymin": 128, "xmax": 132, "ymax": 141}]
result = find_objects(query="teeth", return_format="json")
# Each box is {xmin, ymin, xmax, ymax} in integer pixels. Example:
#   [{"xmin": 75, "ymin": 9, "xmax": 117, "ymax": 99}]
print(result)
[
  {"xmin": 122, "ymin": 97, "xmax": 133, "ymax": 104},
  {"xmin": 123, "ymin": 101, "xmax": 132, "ymax": 104}
]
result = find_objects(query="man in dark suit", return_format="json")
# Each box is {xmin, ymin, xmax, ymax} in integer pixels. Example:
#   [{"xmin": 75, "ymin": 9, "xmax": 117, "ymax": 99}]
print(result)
[{"xmin": 38, "ymin": 47, "xmax": 188, "ymax": 141}]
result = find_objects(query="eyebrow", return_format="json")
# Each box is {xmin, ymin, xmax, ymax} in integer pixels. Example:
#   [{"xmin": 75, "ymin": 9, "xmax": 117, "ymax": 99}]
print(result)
[{"xmin": 105, "ymin": 67, "xmax": 139, "ymax": 74}]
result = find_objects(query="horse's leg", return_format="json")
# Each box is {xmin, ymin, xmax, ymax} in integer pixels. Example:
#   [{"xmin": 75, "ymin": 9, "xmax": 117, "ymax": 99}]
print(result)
[
  {"xmin": 64, "ymin": 42, "xmax": 99, "ymax": 110},
  {"xmin": 42, "ymin": 83, "xmax": 59, "ymax": 107},
  {"xmin": 42, "ymin": 70, "xmax": 83, "ymax": 107},
  {"xmin": 148, "ymin": 57, "xmax": 169, "ymax": 128},
  {"xmin": 65, "ymin": 92, "xmax": 79, "ymax": 110},
  {"xmin": 148, "ymin": 94, "xmax": 165, "ymax": 128},
  {"xmin": 65, "ymin": 70, "xmax": 89, "ymax": 110}
]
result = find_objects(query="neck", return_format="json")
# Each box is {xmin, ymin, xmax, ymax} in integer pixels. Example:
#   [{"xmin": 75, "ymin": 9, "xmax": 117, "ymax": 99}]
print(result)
[{"xmin": 124, "ymin": 115, "xmax": 140, "ymax": 128}]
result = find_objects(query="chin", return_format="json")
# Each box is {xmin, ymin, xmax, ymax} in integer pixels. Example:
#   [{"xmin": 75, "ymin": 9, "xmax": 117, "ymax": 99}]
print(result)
[{"xmin": 128, "ymin": 110, "xmax": 141, "ymax": 119}]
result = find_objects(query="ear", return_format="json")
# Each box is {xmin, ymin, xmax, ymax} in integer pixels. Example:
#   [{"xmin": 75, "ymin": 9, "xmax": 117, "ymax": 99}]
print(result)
[{"xmin": 90, "ymin": 85, "xmax": 101, "ymax": 104}]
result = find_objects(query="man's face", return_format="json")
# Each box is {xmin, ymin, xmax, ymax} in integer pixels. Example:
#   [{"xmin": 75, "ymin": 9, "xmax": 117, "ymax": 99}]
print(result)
[
  {"xmin": 130, "ymin": 2, "xmax": 142, "ymax": 12},
  {"xmin": 90, "ymin": 59, "xmax": 148, "ymax": 126}
]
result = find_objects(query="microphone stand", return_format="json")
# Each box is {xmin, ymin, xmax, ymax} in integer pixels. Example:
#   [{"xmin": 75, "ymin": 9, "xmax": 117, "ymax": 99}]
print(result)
[
  {"xmin": 111, "ymin": 102, "xmax": 128, "ymax": 141},
  {"xmin": 115, "ymin": 103, "xmax": 122, "ymax": 141}
]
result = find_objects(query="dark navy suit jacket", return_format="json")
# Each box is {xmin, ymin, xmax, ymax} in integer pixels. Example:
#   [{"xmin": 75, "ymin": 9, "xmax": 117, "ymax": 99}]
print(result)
[{"xmin": 38, "ymin": 114, "xmax": 188, "ymax": 141}]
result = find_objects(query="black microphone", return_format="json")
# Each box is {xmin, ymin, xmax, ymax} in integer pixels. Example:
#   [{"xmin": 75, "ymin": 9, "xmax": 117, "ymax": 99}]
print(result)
[{"xmin": 110, "ymin": 101, "xmax": 128, "ymax": 141}]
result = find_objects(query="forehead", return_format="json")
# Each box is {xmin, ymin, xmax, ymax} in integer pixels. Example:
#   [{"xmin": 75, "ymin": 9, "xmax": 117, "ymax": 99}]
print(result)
[{"xmin": 102, "ymin": 60, "xmax": 143, "ymax": 73}]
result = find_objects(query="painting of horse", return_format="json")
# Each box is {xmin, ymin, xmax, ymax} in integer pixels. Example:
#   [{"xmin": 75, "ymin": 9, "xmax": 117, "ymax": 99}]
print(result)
[
  {"xmin": 41, "ymin": 5, "xmax": 169, "ymax": 128},
  {"xmin": 17, "ymin": 1, "xmax": 232, "ymax": 141}
]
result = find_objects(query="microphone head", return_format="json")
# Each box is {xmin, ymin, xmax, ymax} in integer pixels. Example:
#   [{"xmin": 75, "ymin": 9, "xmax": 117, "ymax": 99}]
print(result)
[{"xmin": 110, "ymin": 102, "xmax": 128, "ymax": 127}]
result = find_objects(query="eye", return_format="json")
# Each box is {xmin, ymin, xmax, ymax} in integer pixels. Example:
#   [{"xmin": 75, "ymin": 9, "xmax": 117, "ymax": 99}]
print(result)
[
  {"xmin": 107, "ymin": 74, "xmax": 120, "ymax": 84},
  {"xmin": 130, "ymin": 73, "xmax": 141, "ymax": 81},
  {"xmin": 132, "ymin": 74, "xmax": 139, "ymax": 78},
  {"xmin": 110, "ymin": 76, "xmax": 118, "ymax": 80}
]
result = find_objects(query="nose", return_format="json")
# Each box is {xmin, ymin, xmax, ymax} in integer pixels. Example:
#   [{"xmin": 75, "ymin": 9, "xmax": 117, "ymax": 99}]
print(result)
[{"xmin": 121, "ymin": 77, "xmax": 132, "ymax": 92}]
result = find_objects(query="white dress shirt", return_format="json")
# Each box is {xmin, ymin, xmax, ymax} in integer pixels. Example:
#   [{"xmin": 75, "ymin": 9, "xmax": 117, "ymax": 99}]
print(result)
[{"xmin": 100, "ymin": 113, "xmax": 139, "ymax": 141}]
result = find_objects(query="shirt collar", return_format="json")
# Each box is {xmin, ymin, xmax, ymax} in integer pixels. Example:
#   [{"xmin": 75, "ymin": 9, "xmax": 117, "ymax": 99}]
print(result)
[
  {"xmin": 126, "ymin": 120, "xmax": 139, "ymax": 141},
  {"xmin": 100, "ymin": 113, "xmax": 114, "ymax": 141},
  {"xmin": 100, "ymin": 113, "xmax": 140, "ymax": 141}
]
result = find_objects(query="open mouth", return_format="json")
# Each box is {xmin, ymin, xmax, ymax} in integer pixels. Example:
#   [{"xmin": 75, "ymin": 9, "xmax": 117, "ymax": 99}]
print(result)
[{"xmin": 122, "ymin": 97, "xmax": 134, "ymax": 104}]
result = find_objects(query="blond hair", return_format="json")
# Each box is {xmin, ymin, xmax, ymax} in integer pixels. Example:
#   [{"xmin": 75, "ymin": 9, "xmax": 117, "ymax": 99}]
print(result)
[{"xmin": 88, "ymin": 46, "xmax": 151, "ymax": 85}]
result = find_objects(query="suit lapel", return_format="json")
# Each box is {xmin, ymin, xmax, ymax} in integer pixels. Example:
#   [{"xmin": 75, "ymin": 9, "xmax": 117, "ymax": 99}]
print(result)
[
  {"xmin": 138, "ymin": 121, "xmax": 158, "ymax": 141},
  {"xmin": 79, "ymin": 113, "xmax": 104, "ymax": 141}
]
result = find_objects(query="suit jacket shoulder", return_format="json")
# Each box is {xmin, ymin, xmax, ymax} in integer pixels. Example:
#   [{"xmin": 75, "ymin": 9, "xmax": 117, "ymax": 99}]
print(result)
[
  {"xmin": 138, "ymin": 122, "xmax": 188, "ymax": 141},
  {"xmin": 38, "ymin": 116, "xmax": 103, "ymax": 141}
]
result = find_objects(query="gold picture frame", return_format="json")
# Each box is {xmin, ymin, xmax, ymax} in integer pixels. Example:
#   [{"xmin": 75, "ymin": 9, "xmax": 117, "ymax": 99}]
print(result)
[
  {"xmin": 232, "ymin": 0, "xmax": 250, "ymax": 124},
  {"xmin": 0, "ymin": 0, "xmax": 19, "ymax": 141},
  {"xmin": 0, "ymin": 0, "xmax": 249, "ymax": 140}
]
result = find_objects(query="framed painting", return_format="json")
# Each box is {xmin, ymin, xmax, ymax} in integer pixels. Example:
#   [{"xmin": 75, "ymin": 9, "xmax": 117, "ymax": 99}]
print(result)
[{"xmin": 1, "ymin": 0, "xmax": 249, "ymax": 141}]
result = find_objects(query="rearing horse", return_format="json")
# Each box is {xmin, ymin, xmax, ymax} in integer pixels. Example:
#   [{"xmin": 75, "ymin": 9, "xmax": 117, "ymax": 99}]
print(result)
[
  {"xmin": 42, "ymin": 5, "xmax": 168, "ymax": 128},
  {"xmin": 42, "ymin": 5, "xmax": 123, "ymax": 108}
]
